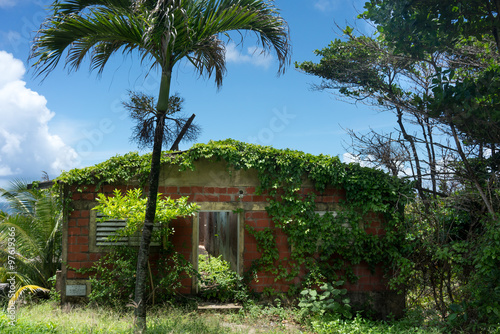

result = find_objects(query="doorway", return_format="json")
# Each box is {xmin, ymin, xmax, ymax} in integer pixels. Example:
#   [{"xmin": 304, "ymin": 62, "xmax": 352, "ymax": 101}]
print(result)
[{"xmin": 198, "ymin": 211, "xmax": 240, "ymax": 273}]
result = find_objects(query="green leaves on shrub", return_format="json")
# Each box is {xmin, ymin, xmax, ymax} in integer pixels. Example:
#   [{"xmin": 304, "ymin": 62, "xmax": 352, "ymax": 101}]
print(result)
[
  {"xmin": 198, "ymin": 255, "xmax": 248, "ymax": 303},
  {"xmin": 298, "ymin": 281, "xmax": 352, "ymax": 319}
]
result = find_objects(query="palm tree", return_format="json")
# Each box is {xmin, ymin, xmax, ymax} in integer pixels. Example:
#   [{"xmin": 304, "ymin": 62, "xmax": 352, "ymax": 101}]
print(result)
[
  {"xmin": 0, "ymin": 179, "xmax": 62, "ymax": 288},
  {"xmin": 30, "ymin": 0, "xmax": 290, "ymax": 330}
]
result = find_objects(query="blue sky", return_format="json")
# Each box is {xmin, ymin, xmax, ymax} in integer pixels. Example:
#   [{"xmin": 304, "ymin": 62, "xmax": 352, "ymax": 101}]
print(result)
[{"xmin": 0, "ymin": 0, "xmax": 397, "ymax": 188}]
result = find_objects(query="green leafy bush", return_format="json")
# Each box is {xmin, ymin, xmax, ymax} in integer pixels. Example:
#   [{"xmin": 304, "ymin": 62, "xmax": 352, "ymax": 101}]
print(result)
[
  {"xmin": 198, "ymin": 254, "xmax": 248, "ymax": 303},
  {"xmin": 81, "ymin": 246, "xmax": 194, "ymax": 308},
  {"xmin": 298, "ymin": 281, "xmax": 351, "ymax": 319}
]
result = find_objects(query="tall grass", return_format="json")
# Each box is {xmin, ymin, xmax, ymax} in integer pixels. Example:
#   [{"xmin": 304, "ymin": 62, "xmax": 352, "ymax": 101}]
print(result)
[
  {"xmin": 0, "ymin": 302, "xmax": 230, "ymax": 334},
  {"xmin": 4, "ymin": 300, "xmax": 497, "ymax": 334}
]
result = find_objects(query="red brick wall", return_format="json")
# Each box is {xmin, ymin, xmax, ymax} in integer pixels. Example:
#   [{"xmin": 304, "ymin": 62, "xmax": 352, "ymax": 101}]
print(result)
[{"xmin": 65, "ymin": 184, "xmax": 388, "ymax": 294}]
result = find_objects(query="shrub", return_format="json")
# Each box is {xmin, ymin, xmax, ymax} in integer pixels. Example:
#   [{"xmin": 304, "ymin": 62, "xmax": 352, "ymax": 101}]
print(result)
[
  {"xmin": 298, "ymin": 281, "xmax": 352, "ymax": 319},
  {"xmin": 198, "ymin": 254, "xmax": 248, "ymax": 303}
]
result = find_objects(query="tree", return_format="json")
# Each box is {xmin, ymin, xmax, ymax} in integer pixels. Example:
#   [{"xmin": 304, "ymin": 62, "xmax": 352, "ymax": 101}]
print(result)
[
  {"xmin": 296, "ymin": 9, "xmax": 500, "ymax": 327},
  {"xmin": 124, "ymin": 91, "xmax": 200, "ymax": 150},
  {"xmin": 296, "ymin": 29, "xmax": 499, "ymax": 215},
  {"xmin": 361, "ymin": 0, "xmax": 500, "ymax": 146},
  {"xmin": 0, "ymin": 179, "xmax": 62, "ymax": 288},
  {"xmin": 30, "ymin": 1, "xmax": 290, "ymax": 331}
]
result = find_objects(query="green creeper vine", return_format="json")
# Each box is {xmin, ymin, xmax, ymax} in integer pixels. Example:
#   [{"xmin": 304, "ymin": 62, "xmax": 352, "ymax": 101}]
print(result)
[{"xmin": 54, "ymin": 139, "xmax": 413, "ymax": 291}]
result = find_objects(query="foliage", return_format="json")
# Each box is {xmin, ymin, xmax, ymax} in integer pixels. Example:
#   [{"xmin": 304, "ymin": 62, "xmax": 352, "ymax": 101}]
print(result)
[
  {"xmin": 0, "ymin": 180, "xmax": 62, "ymax": 288},
  {"xmin": 0, "ymin": 302, "xmax": 233, "ymax": 334},
  {"xmin": 295, "ymin": 3, "xmax": 500, "ymax": 329},
  {"xmin": 125, "ymin": 92, "xmax": 200, "ymax": 150},
  {"xmin": 93, "ymin": 188, "xmax": 199, "ymax": 245},
  {"xmin": 360, "ymin": 0, "xmax": 500, "ymax": 146},
  {"xmin": 2, "ymin": 300, "xmax": 478, "ymax": 334},
  {"xmin": 465, "ymin": 217, "xmax": 500, "ymax": 327},
  {"xmin": 310, "ymin": 314, "xmax": 446, "ymax": 334},
  {"xmin": 32, "ymin": 0, "xmax": 290, "ymax": 330},
  {"xmin": 86, "ymin": 189, "xmax": 198, "ymax": 307},
  {"xmin": 8, "ymin": 285, "xmax": 49, "ymax": 308},
  {"xmin": 57, "ymin": 140, "xmax": 412, "ymax": 294},
  {"xmin": 198, "ymin": 254, "xmax": 248, "ymax": 303},
  {"xmin": 80, "ymin": 246, "xmax": 195, "ymax": 309},
  {"xmin": 298, "ymin": 281, "xmax": 351, "ymax": 319},
  {"xmin": 295, "ymin": 24, "xmax": 499, "ymax": 212}
]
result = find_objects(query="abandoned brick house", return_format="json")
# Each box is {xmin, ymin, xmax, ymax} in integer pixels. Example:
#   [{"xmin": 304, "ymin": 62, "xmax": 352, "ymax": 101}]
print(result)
[{"xmin": 59, "ymin": 140, "xmax": 408, "ymax": 317}]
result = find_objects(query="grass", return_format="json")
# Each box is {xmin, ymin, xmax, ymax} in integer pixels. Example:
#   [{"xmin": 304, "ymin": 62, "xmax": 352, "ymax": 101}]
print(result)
[{"xmin": 1, "ymin": 300, "xmax": 498, "ymax": 333}]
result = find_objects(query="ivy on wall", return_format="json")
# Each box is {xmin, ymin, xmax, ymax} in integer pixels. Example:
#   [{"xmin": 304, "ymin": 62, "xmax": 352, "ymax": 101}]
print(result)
[{"xmin": 55, "ymin": 139, "xmax": 414, "ymax": 289}]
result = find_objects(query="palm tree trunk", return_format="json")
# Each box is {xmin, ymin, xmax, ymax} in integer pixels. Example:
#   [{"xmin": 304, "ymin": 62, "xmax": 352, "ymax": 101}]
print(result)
[{"xmin": 134, "ymin": 72, "xmax": 171, "ymax": 333}]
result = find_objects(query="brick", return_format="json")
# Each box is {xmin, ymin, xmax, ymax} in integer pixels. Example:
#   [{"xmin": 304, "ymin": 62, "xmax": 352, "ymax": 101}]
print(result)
[
  {"xmin": 203, "ymin": 187, "xmax": 215, "ymax": 194},
  {"xmin": 82, "ymin": 193, "xmax": 95, "ymax": 200},
  {"xmin": 279, "ymin": 251, "xmax": 291, "ymax": 259},
  {"xmin": 80, "ymin": 261, "xmax": 93, "ymax": 269},
  {"xmin": 241, "ymin": 195, "xmax": 252, "ymax": 202},
  {"xmin": 245, "ymin": 243, "xmax": 258, "ymax": 253},
  {"xmin": 255, "ymin": 219, "xmax": 270, "ymax": 228},
  {"xmin": 69, "ymin": 253, "xmax": 88, "ymax": 262},
  {"xmin": 103, "ymin": 185, "xmax": 115, "ymax": 193},
  {"xmin": 69, "ymin": 211, "xmax": 81, "ymax": 219},
  {"xmin": 68, "ymin": 227, "xmax": 81, "ymax": 236},
  {"xmin": 80, "ymin": 227, "xmax": 89, "ymax": 235},
  {"xmin": 249, "ymin": 211, "xmax": 268, "ymax": 219},
  {"xmin": 72, "ymin": 193, "xmax": 82, "ymax": 200},
  {"xmin": 191, "ymin": 186, "xmax": 204, "ymax": 193},
  {"xmin": 179, "ymin": 187, "xmax": 191, "ymax": 194},
  {"xmin": 68, "ymin": 219, "xmax": 78, "ymax": 227},
  {"xmin": 77, "ymin": 236, "xmax": 89, "ymax": 245},
  {"xmin": 276, "ymin": 235, "xmax": 288, "ymax": 245},
  {"xmin": 67, "ymin": 262, "xmax": 81, "ymax": 270},
  {"xmin": 214, "ymin": 187, "xmax": 227, "ymax": 194},
  {"xmin": 365, "ymin": 228, "xmax": 377, "ymax": 235},
  {"xmin": 244, "ymin": 252, "xmax": 262, "ymax": 262},
  {"xmin": 80, "ymin": 244, "xmax": 89, "ymax": 252},
  {"xmin": 227, "ymin": 187, "xmax": 239, "ymax": 194},
  {"xmin": 277, "ymin": 244, "xmax": 290, "ymax": 254},
  {"xmin": 321, "ymin": 196, "xmax": 334, "ymax": 203},
  {"xmin": 68, "ymin": 236, "xmax": 77, "ymax": 245},
  {"xmin": 357, "ymin": 276, "xmax": 371, "ymax": 285},
  {"xmin": 193, "ymin": 194, "xmax": 206, "ymax": 202},
  {"xmin": 89, "ymin": 253, "xmax": 102, "ymax": 261},
  {"xmin": 246, "ymin": 187, "xmax": 256, "ymax": 194},
  {"xmin": 169, "ymin": 194, "xmax": 182, "ymax": 200},
  {"xmin": 218, "ymin": 195, "xmax": 231, "ymax": 202},
  {"xmin": 205, "ymin": 195, "xmax": 218, "ymax": 202},
  {"xmin": 165, "ymin": 186, "xmax": 178, "ymax": 194},
  {"xmin": 67, "ymin": 244, "xmax": 80, "ymax": 253},
  {"xmin": 322, "ymin": 188, "xmax": 336, "ymax": 196},
  {"xmin": 252, "ymin": 195, "xmax": 266, "ymax": 202},
  {"xmin": 354, "ymin": 265, "xmax": 372, "ymax": 277},
  {"xmin": 77, "ymin": 219, "xmax": 89, "ymax": 227}
]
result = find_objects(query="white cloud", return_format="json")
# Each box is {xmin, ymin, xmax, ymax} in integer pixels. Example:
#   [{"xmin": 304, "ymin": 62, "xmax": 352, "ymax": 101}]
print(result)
[
  {"xmin": 343, "ymin": 152, "xmax": 373, "ymax": 167},
  {"xmin": 0, "ymin": 51, "xmax": 78, "ymax": 182},
  {"xmin": 0, "ymin": 0, "xmax": 15, "ymax": 8},
  {"xmin": 314, "ymin": 0, "xmax": 339, "ymax": 12},
  {"xmin": 225, "ymin": 43, "xmax": 273, "ymax": 69}
]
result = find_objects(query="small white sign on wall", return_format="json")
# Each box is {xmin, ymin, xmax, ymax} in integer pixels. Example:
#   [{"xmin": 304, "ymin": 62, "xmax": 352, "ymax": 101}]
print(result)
[{"xmin": 66, "ymin": 284, "xmax": 87, "ymax": 296}]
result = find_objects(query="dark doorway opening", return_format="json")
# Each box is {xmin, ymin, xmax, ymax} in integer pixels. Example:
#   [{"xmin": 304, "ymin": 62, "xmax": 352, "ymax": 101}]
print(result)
[{"xmin": 198, "ymin": 211, "xmax": 239, "ymax": 273}]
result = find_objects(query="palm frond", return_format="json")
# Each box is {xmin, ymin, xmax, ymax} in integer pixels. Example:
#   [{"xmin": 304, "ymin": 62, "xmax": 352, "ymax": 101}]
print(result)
[
  {"xmin": 188, "ymin": 0, "xmax": 291, "ymax": 74},
  {"xmin": 0, "ymin": 179, "xmax": 38, "ymax": 216},
  {"xmin": 8, "ymin": 285, "xmax": 50, "ymax": 308},
  {"xmin": 0, "ymin": 182, "xmax": 62, "ymax": 288},
  {"xmin": 31, "ymin": 5, "xmax": 151, "ymax": 77}
]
